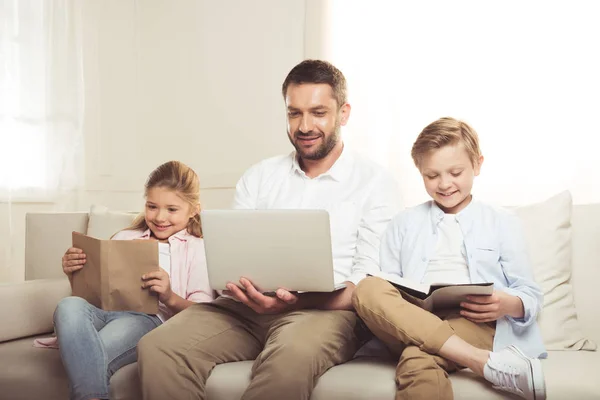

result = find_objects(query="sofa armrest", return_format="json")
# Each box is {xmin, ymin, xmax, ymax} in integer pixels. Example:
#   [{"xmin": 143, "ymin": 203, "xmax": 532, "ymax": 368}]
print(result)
[{"xmin": 0, "ymin": 278, "xmax": 70, "ymax": 342}]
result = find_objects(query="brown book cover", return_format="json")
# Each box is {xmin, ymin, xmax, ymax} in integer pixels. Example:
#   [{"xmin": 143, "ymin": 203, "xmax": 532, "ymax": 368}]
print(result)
[{"xmin": 71, "ymin": 232, "xmax": 159, "ymax": 314}]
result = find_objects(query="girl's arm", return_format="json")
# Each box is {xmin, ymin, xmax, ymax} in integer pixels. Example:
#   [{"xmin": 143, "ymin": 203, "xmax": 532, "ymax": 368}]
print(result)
[
  {"xmin": 163, "ymin": 293, "xmax": 194, "ymax": 314},
  {"xmin": 141, "ymin": 270, "xmax": 195, "ymax": 315}
]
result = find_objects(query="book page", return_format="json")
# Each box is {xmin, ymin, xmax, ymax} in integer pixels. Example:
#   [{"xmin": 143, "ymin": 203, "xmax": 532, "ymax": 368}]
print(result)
[{"xmin": 369, "ymin": 272, "xmax": 430, "ymax": 295}]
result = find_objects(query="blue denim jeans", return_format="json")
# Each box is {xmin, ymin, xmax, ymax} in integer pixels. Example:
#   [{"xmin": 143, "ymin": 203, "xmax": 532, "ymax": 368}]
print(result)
[{"xmin": 54, "ymin": 296, "xmax": 162, "ymax": 400}]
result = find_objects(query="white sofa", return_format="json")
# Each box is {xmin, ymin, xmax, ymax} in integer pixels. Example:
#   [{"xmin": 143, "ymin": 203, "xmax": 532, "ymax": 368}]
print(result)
[{"xmin": 0, "ymin": 194, "xmax": 598, "ymax": 400}]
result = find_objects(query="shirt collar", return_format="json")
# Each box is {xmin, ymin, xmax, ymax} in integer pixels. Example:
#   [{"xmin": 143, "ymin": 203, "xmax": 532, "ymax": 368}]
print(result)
[
  {"xmin": 289, "ymin": 145, "xmax": 352, "ymax": 182},
  {"xmin": 428, "ymin": 196, "xmax": 479, "ymax": 233},
  {"xmin": 136, "ymin": 228, "xmax": 191, "ymax": 242}
]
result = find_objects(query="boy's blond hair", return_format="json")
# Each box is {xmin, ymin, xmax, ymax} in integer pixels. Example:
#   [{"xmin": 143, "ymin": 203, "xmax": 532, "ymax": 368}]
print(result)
[{"xmin": 411, "ymin": 117, "xmax": 482, "ymax": 169}]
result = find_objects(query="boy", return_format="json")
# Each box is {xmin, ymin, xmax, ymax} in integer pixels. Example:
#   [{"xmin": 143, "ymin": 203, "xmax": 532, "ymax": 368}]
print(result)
[{"xmin": 352, "ymin": 117, "xmax": 546, "ymax": 400}]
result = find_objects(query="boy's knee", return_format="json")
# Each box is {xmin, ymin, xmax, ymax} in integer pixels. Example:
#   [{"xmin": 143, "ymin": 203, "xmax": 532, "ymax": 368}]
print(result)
[{"xmin": 352, "ymin": 276, "xmax": 386, "ymax": 309}]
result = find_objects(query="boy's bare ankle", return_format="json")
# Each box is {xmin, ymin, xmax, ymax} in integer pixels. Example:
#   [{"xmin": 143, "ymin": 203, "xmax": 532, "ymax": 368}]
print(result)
[{"xmin": 470, "ymin": 349, "xmax": 491, "ymax": 376}]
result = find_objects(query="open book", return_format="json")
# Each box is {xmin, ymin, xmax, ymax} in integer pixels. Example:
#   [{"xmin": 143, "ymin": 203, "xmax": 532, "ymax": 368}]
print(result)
[
  {"xmin": 369, "ymin": 272, "xmax": 494, "ymax": 312},
  {"xmin": 71, "ymin": 232, "xmax": 159, "ymax": 314}
]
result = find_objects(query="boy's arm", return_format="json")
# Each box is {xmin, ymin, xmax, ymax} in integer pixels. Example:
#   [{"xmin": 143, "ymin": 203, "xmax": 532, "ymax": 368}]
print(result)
[{"xmin": 498, "ymin": 212, "xmax": 543, "ymax": 327}]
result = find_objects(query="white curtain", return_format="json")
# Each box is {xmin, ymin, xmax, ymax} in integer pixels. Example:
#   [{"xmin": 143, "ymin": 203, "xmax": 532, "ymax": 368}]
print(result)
[
  {"xmin": 311, "ymin": 0, "xmax": 600, "ymax": 207},
  {"xmin": 0, "ymin": 0, "xmax": 84, "ymax": 277}
]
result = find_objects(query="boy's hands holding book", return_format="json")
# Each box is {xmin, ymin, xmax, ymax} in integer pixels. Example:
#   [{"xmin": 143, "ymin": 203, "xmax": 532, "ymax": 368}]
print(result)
[
  {"xmin": 141, "ymin": 270, "xmax": 173, "ymax": 305},
  {"xmin": 460, "ymin": 290, "xmax": 525, "ymax": 323}
]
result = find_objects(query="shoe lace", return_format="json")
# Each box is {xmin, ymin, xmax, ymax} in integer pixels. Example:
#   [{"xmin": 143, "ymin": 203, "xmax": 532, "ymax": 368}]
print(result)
[{"xmin": 490, "ymin": 362, "xmax": 523, "ymax": 395}]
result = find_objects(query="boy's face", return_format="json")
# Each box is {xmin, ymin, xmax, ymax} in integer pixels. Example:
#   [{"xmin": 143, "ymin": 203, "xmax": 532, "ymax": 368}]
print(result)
[{"xmin": 419, "ymin": 143, "xmax": 483, "ymax": 214}]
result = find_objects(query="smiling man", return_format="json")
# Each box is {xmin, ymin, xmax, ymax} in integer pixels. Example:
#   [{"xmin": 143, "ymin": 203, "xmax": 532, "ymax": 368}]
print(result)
[{"xmin": 137, "ymin": 60, "xmax": 402, "ymax": 400}]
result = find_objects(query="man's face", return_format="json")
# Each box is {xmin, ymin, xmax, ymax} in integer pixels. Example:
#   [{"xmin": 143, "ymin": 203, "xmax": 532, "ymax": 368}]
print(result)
[{"xmin": 285, "ymin": 83, "xmax": 349, "ymax": 160}]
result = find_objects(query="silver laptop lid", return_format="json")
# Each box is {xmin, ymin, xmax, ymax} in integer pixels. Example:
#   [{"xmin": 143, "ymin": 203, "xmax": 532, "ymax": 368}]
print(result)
[{"xmin": 201, "ymin": 209, "xmax": 338, "ymax": 292}]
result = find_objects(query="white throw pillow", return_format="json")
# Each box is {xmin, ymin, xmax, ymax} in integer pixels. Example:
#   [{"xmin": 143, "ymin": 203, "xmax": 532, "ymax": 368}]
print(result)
[
  {"xmin": 515, "ymin": 191, "xmax": 596, "ymax": 350},
  {"xmin": 86, "ymin": 204, "xmax": 138, "ymax": 239}
]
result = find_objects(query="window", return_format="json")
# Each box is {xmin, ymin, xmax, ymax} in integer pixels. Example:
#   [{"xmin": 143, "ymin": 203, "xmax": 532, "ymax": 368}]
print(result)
[
  {"xmin": 323, "ymin": 1, "xmax": 600, "ymax": 206},
  {"xmin": 0, "ymin": 0, "xmax": 83, "ymax": 199}
]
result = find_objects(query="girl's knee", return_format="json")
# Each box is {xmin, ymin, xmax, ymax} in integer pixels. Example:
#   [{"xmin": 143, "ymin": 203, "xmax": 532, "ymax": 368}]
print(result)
[{"xmin": 54, "ymin": 296, "xmax": 91, "ymax": 324}]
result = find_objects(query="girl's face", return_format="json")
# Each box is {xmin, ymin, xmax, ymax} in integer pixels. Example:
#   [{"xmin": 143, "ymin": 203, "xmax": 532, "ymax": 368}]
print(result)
[{"xmin": 144, "ymin": 187, "xmax": 196, "ymax": 242}]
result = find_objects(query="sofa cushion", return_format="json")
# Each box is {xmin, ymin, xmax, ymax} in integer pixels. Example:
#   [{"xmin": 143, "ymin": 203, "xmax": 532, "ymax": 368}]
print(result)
[
  {"xmin": 204, "ymin": 353, "xmax": 600, "ymax": 400},
  {"xmin": 515, "ymin": 191, "xmax": 596, "ymax": 350},
  {"xmin": 2, "ymin": 335, "xmax": 599, "ymax": 400},
  {"xmin": 0, "ymin": 336, "xmax": 68, "ymax": 400},
  {"xmin": 86, "ymin": 204, "xmax": 138, "ymax": 239},
  {"xmin": 0, "ymin": 278, "xmax": 70, "ymax": 342},
  {"xmin": 110, "ymin": 363, "xmax": 141, "ymax": 400}
]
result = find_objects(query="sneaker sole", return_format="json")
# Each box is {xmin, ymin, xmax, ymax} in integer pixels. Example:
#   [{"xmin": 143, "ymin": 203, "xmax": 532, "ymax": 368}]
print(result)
[{"xmin": 508, "ymin": 345, "xmax": 547, "ymax": 400}]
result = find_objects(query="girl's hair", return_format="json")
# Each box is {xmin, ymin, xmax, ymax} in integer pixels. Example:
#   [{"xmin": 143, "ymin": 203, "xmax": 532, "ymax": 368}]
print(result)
[
  {"xmin": 411, "ymin": 117, "xmax": 482, "ymax": 170},
  {"xmin": 125, "ymin": 161, "xmax": 202, "ymax": 238}
]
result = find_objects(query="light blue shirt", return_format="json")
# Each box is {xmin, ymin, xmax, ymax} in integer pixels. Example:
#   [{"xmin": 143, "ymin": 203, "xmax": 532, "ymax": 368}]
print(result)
[{"xmin": 380, "ymin": 199, "xmax": 547, "ymax": 358}]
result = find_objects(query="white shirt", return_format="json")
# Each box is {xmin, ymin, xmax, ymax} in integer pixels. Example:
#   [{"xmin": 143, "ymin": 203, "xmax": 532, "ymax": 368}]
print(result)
[
  {"xmin": 157, "ymin": 242, "xmax": 171, "ymax": 322},
  {"xmin": 233, "ymin": 148, "xmax": 402, "ymax": 286},
  {"xmin": 158, "ymin": 242, "xmax": 171, "ymax": 276},
  {"xmin": 422, "ymin": 213, "xmax": 470, "ymax": 285}
]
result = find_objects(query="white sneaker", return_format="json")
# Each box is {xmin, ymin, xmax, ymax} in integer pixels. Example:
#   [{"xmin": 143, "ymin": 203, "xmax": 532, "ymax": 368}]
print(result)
[{"xmin": 483, "ymin": 345, "xmax": 546, "ymax": 400}]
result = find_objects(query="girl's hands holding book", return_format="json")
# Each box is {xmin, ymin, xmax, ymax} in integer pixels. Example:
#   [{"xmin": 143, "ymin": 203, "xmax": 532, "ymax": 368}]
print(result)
[
  {"xmin": 62, "ymin": 247, "xmax": 86, "ymax": 275},
  {"xmin": 459, "ymin": 290, "xmax": 524, "ymax": 323},
  {"xmin": 141, "ymin": 270, "xmax": 173, "ymax": 305}
]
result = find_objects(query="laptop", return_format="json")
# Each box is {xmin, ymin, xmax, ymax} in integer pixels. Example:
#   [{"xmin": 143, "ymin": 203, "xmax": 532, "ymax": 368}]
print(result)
[{"xmin": 201, "ymin": 209, "xmax": 346, "ymax": 293}]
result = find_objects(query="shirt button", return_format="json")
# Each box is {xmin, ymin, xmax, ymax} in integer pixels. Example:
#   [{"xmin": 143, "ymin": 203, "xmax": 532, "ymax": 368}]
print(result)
[{"xmin": 422, "ymin": 257, "xmax": 427, "ymax": 262}]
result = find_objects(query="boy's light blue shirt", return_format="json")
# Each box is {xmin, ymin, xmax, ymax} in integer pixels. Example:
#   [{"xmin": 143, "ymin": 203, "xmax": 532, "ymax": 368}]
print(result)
[{"xmin": 380, "ymin": 199, "xmax": 547, "ymax": 358}]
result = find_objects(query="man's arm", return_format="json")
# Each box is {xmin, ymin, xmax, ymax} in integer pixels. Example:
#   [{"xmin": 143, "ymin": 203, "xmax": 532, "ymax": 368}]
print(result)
[
  {"xmin": 226, "ymin": 171, "xmax": 402, "ymax": 313},
  {"xmin": 299, "ymin": 171, "xmax": 401, "ymax": 310},
  {"xmin": 232, "ymin": 162, "xmax": 261, "ymax": 209},
  {"xmin": 345, "ymin": 171, "xmax": 403, "ymax": 286}
]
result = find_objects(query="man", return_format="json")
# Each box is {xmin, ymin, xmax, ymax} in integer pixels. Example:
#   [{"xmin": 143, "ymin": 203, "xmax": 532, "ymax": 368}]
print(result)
[{"xmin": 137, "ymin": 59, "xmax": 401, "ymax": 400}]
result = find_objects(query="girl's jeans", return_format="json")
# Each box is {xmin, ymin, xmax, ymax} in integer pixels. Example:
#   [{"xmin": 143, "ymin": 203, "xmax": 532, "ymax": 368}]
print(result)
[{"xmin": 54, "ymin": 296, "xmax": 162, "ymax": 400}]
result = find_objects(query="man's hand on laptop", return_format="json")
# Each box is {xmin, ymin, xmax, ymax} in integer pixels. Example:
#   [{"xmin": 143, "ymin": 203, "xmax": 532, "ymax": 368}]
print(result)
[{"xmin": 224, "ymin": 277, "xmax": 298, "ymax": 314}]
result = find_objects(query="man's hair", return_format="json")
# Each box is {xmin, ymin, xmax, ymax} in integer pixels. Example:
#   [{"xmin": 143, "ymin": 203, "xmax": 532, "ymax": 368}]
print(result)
[
  {"xmin": 411, "ymin": 117, "xmax": 482, "ymax": 169},
  {"xmin": 281, "ymin": 59, "xmax": 347, "ymax": 106}
]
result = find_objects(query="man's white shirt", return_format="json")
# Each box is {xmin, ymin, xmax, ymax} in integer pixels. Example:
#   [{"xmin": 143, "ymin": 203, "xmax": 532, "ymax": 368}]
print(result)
[{"xmin": 233, "ymin": 148, "xmax": 402, "ymax": 286}]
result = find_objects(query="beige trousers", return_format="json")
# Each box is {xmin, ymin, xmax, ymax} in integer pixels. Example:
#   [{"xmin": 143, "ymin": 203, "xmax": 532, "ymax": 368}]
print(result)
[
  {"xmin": 137, "ymin": 297, "xmax": 367, "ymax": 400},
  {"xmin": 352, "ymin": 277, "xmax": 496, "ymax": 400}
]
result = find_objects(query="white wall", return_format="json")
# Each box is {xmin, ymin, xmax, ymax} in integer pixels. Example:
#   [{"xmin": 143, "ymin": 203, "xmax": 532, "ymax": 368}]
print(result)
[{"xmin": 0, "ymin": 0, "xmax": 307, "ymax": 282}]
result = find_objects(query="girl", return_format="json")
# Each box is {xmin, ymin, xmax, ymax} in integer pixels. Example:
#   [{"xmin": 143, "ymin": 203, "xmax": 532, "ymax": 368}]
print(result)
[{"xmin": 54, "ymin": 160, "xmax": 214, "ymax": 400}]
